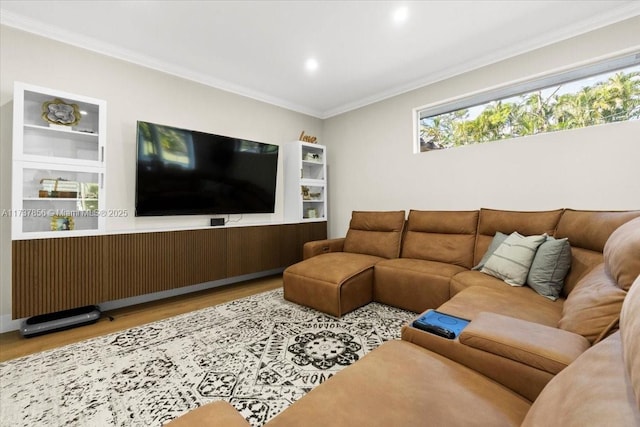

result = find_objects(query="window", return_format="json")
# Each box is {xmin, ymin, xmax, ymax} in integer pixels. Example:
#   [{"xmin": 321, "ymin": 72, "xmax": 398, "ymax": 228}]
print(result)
[{"xmin": 415, "ymin": 53, "xmax": 640, "ymax": 152}]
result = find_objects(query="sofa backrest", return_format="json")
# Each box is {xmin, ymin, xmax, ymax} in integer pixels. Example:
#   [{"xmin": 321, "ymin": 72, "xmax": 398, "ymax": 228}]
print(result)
[
  {"xmin": 604, "ymin": 216, "xmax": 640, "ymax": 292},
  {"xmin": 557, "ymin": 216, "xmax": 640, "ymax": 343},
  {"xmin": 556, "ymin": 263, "xmax": 626, "ymax": 343},
  {"xmin": 521, "ymin": 276, "xmax": 640, "ymax": 426},
  {"xmin": 554, "ymin": 209, "xmax": 640, "ymax": 295},
  {"xmin": 473, "ymin": 208, "xmax": 564, "ymax": 267},
  {"xmin": 343, "ymin": 211, "xmax": 406, "ymax": 259},
  {"xmin": 401, "ymin": 210, "xmax": 479, "ymax": 269},
  {"xmin": 621, "ymin": 276, "xmax": 640, "ymax": 411}
]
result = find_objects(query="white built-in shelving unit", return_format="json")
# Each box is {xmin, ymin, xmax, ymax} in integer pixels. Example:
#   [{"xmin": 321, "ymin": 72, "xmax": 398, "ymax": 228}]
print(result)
[
  {"xmin": 284, "ymin": 141, "xmax": 327, "ymax": 222},
  {"xmin": 11, "ymin": 82, "xmax": 107, "ymax": 239}
]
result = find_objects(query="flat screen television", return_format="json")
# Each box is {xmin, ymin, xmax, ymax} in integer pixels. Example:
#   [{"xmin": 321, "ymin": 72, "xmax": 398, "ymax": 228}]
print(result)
[{"xmin": 135, "ymin": 121, "xmax": 279, "ymax": 216}]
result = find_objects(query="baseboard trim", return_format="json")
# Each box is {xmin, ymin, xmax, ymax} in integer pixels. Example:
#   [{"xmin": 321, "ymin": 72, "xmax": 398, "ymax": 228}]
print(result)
[{"xmin": 0, "ymin": 315, "xmax": 22, "ymax": 335}]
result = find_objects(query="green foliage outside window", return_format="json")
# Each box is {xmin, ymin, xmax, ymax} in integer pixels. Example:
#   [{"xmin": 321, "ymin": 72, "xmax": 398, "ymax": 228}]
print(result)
[{"xmin": 419, "ymin": 66, "xmax": 640, "ymax": 152}]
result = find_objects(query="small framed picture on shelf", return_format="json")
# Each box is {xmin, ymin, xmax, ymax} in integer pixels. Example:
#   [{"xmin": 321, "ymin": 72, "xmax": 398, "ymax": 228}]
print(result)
[{"xmin": 51, "ymin": 215, "xmax": 74, "ymax": 231}]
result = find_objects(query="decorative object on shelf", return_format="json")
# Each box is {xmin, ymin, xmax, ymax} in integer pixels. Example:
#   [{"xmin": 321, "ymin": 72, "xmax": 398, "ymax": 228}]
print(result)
[
  {"xmin": 39, "ymin": 178, "xmax": 79, "ymax": 198},
  {"xmin": 79, "ymin": 182, "xmax": 99, "ymax": 199},
  {"xmin": 298, "ymin": 131, "xmax": 317, "ymax": 144},
  {"xmin": 307, "ymin": 208, "xmax": 318, "ymax": 218},
  {"xmin": 304, "ymin": 152, "xmax": 321, "ymax": 162},
  {"xmin": 301, "ymin": 185, "xmax": 311, "ymax": 200},
  {"xmin": 310, "ymin": 192, "xmax": 321, "ymax": 200},
  {"xmin": 79, "ymin": 182, "xmax": 99, "ymax": 211},
  {"xmin": 41, "ymin": 98, "xmax": 81, "ymax": 126},
  {"xmin": 51, "ymin": 215, "xmax": 74, "ymax": 231}
]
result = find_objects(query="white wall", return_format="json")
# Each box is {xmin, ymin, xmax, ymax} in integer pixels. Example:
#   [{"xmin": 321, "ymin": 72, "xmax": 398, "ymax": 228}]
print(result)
[
  {"xmin": 0, "ymin": 26, "xmax": 323, "ymax": 327},
  {"xmin": 323, "ymin": 17, "xmax": 640, "ymax": 237}
]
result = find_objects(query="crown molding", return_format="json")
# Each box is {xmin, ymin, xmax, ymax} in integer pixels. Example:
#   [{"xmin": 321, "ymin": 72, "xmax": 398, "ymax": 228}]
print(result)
[
  {"xmin": 320, "ymin": 4, "xmax": 640, "ymax": 118},
  {"xmin": 3, "ymin": 4, "xmax": 639, "ymax": 120},
  {"xmin": 0, "ymin": 9, "xmax": 325, "ymax": 118}
]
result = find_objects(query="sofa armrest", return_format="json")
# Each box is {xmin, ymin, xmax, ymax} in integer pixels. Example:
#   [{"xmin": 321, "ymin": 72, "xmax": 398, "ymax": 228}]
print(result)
[
  {"xmin": 165, "ymin": 401, "xmax": 250, "ymax": 427},
  {"xmin": 459, "ymin": 312, "xmax": 590, "ymax": 375},
  {"xmin": 303, "ymin": 238, "xmax": 346, "ymax": 259},
  {"xmin": 402, "ymin": 310, "xmax": 590, "ymax": 401}
]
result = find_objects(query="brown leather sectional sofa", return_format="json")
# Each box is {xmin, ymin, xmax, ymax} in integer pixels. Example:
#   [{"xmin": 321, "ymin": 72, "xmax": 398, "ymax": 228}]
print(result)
[
  {"xmin": 283, "ymin": 209, "xmax": 640, "ymax": 400},
  {"xmin": 168, "ymin": 208, "xmax": 640, "ymax": 426}
]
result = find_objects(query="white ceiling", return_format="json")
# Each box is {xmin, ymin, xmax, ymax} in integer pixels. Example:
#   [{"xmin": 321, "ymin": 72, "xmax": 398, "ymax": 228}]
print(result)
[{"xmin": 2, "ymin": 1, "xmax": 639, "ymax": 118}]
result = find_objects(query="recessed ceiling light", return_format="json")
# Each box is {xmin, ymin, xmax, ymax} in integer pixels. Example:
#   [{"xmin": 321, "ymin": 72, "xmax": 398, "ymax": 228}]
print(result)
[
  {"xmin": 393, "ymin": 6, "xmax": 409, "ymax": 24},
  {"xmin": 305, "ymin": 58, "xmax": 319, "ymax": 72}
]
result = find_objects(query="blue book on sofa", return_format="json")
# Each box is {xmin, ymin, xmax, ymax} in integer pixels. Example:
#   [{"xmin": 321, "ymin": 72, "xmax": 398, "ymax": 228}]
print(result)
[{"xmin": 412, "ymin": 310, "xmax": 470, "ymax": 339}]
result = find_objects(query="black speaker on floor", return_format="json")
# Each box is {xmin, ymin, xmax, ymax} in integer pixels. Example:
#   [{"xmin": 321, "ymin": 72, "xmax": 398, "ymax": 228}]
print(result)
[{"xmin": 20, "ymin": 305, "xmax": 102, "ymax": 338}]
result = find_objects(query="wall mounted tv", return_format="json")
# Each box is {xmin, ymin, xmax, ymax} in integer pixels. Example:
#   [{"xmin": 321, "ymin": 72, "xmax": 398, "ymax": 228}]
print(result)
[{"xmin": 135, "ymin": 121, "xmax": 279, "ymax": 216}]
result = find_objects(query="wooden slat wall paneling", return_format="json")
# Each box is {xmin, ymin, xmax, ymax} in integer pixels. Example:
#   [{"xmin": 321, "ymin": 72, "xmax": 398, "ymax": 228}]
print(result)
[
  {"xmin": 306, "ymin": 221, "xmax": 328, "ymax": 244},
  {"xmin": 12, "ymin": 222, "xmax": 324, "ymax": 319},
  {"xmin": 73, "ymin": 236, "xmax": 104, "ymax": 310},
  {"xmin": 289, "ymin": 221, "xmax": 328, "ymax": 266},
  {"xmin": 12, "ymin": 237, "xmax": 103, "ymax": 319},
  {"xmin": 102, "ymin": 229, "xmax": 229, "ymax": 302},
  {"xmin": 279, "ymin": 224, "xmax": 302, "ymax": 267},
  {"xmin": 103, "ymin": 233, "xmax": 138, "ymax": 301},
  {"xmin": 103, "ymin": 232, "xmax": 176, "ymax": 300},
  {"xmin": 171, "ymin": 229, "xmax": 228, "ymax": 288},
  {"xmin": 227, "ymin": 225, "xmax": 283, "ymax": 277}
]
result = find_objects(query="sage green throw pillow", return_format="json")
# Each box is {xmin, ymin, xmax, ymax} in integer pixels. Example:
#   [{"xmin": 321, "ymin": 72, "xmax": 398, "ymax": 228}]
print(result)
[
  {"xmin": 481, "ymin": 232, "xmax": 547, "ymax": 286},
  {"xmin": 472, "ymin": 231, "xmax": 508, "ymax": 271},
  {"xmin": 527, "ymin": 236, "xmax": 571, "ymax": 300}
]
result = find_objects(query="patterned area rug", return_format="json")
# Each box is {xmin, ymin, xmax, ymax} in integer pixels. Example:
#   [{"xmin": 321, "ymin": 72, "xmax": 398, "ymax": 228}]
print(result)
[{"xmin": 0, "ymin": 289, "xmax": 415, "ymax": 426}]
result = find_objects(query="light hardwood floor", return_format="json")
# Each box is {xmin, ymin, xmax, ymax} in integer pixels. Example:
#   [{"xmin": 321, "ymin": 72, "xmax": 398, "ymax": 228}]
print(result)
[{"xmin": 0, "ymin": 275, "xmax": 283, "ymax": 363}]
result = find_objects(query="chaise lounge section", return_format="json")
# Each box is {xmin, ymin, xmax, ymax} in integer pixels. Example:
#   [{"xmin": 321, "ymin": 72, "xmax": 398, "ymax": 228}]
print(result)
[{"xmin": 283, "ymin": 210, "xmax": 405, "ymax": 317}]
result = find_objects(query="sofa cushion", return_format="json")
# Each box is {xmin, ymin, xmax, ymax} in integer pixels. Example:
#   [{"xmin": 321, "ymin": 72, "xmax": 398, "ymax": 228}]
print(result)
[
  {"xmin": 459, "ymin": 312, "xmax": 590, "ymax": 375},
  {"xmin": 438, "ymin": 285, "xmax": 563, "ymax": 327},
  {"xmin": 620, "ymin": 276, "xmax": 640, "ymax": 406},
  {"xmin": 558, "ymin": 263, "xmax": 627, "ymax": 343},
  {"xmin": 283, "ymin": 252, "xmax": 382, "ymax": 317},
  {"xmin": 450, "ymin": 270, "xmax": 515, "ymax": 296},
  {"xmin": 560, "ymin": 247, "xmax": 604, "ymax": 297},
  {"xmin": 374, "ymin": 258, "xmax": 466, "ymax": 312},
  {"xmin": 603, "ymin": 217, "xmax": 640, "ymax": 292},
  {"xmin": 400, "ymin": 210, "xmax": 479, "ymax": 269},
  {"xmin": 473, "ymin": 208, "xmax": 563, "ymax": 267},
  {"xmin": 526, "ymin": 236, "xmax": 572, "ymax": 300},
  {"xmin": 521, "ymin": 332, "xmax": 640, "ymax": 427},
  {"xmin": 265, "ymin": 340, "xmax": 530, "ymax": 427},
  {"xmin": 481, "ymin": 232, "xmax": 547, "ymax": 286},
  {"xmin": 554, "ymin": 209, "xmax": 640, "ymax": 294},
  {"xmin": 555, "ymin": 209, "xmax": 640, "ymax": 253},
  {"xmin": 343, "ymin": 211, "xmax": 405, "ymax": 259},
  {"xmin": 285, "ymin": 252, "xmax": 382, "ymax": 285},
  {"xmin": 472, "ymin": 231, "xmax": 508, "ymax": 271}
]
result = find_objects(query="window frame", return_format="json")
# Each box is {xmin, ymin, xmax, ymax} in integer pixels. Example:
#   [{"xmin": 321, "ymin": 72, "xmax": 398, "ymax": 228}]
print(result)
[{"xmin": 412, "ymin": 51, "xmax": 640, "ymax": 153}]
